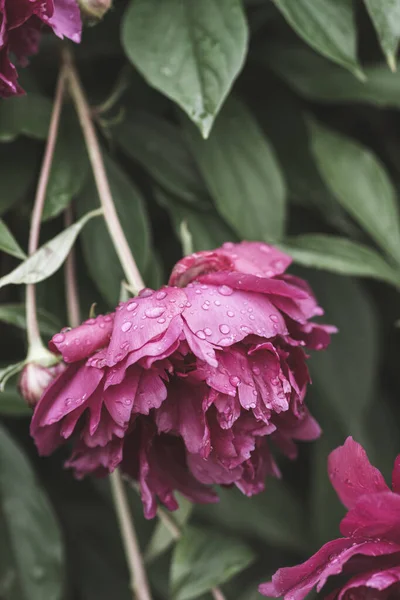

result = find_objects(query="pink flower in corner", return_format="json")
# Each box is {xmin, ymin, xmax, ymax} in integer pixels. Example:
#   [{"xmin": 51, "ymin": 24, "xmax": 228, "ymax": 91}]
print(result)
[
  {"xmin": 31, "ymin": 242, "xmax": 335, "ymax": 519},
  {"xmin": 0, "ymin": 0, "xmax": 81, "ymax": 97},
  {"xmin": 260, "ymin": 437, "xmax": 400, "ymax": 599}
]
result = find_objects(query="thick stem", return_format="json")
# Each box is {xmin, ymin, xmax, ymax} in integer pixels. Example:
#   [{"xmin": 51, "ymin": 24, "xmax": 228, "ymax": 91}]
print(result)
[
  {"xmin": 62, "ymin": 46, "xmax": 144, "ymax": 293},
  {"xmin": 110, "ymin": 470, "xmax": 153, "ymax": 600},
  {"xmin": 26, "ymin": 70, "xmax": 66, "ymax": 350},
  {"xmin": 64, "ymin": 206, "xmax": 81, "ymax": 328}
]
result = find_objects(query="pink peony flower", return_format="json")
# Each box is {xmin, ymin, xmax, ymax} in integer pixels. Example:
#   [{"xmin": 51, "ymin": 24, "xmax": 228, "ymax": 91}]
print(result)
[
  {"xmin": 0, "ymin": 0, "xmax": 81, "ymax": 97},
  {"xmin": 31, "ymin": 242, "xmax": 335, "ymax": 518},
  {"xmin": 260, "ymin": 437, "xmax": 400, "ymax": 599}
]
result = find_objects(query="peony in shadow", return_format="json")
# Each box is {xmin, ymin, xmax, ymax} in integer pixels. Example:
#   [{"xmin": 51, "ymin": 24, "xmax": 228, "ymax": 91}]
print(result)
[
  {"xmin": 31, "ymin": 242, "xmax": 335, "ymax": 518},
  {"xmin": 260, "ymin": 437, "xmax": 400, "ymax": 599}
]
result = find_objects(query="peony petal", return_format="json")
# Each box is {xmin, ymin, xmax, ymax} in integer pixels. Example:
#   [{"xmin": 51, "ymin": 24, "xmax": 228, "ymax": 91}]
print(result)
[
  {"xmin": 196, "ymin": 271, "xmax": 309, "ymax": 300},
  {"xmin": 259, "ymin": 538, "xmax": 400, "ymax": 599},
  {"xmin": 183, "ymin": 282, "xmax": 287, "ymax": 350},
  {"xmin": 328, "ymin": 437, "xmax": 389, "ymax": 509},
  {"xmin": 392, "ymin": 455, "xmax": 400, "ymax": 494},
  {"xmin": 49, "ymin": 314, "xmax": 114, "ymax": 363},
  {"xmin": 338, "ymin": 565, "xmax": 400, "ymax": 599},
  {"xmin": 46, "ymin": 0, "xmax": 82, "ymax": 42},
  {"xmin": 340, "ymin": 491, "xmax": 400, "ymax": 543},
  {"xmin": 106, "ymin": 287, "xmax": 187, "ymax": 366}
]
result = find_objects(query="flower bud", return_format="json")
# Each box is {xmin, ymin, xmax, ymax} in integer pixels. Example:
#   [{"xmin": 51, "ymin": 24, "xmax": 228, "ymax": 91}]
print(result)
[
  {"xmin": 18, "ymin": 362, "xmax": 65, "ymax": 408},
  {"xmin": 78, "ymin": 0, "xmax": 112, "ymax": 22}
]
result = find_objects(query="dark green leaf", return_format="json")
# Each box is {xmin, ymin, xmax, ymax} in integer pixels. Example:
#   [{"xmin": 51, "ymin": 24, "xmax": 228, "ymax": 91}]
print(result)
[
  {"xmin": 77, "ymin": 156, "xmax": 151, "ymax": 306},
  {"xmin": 115, "ymin": 111, "xmax": 206, "ymax": 204},
  {"xmin": 364, "ymin": 0, "xmax": 400, "ymax": 70},
  {"xmin": 0, "ymin": 141, "xmax": 38, "ymax": 215},
  {"xmin": 170, "ymin": 525, "xmax": 254, "ymax": 600},
  {"xmin": 281, "ymin": 234, "xmax": 400, "ymax": 286},
  {"xmin": 146, "ymin": 495, "xmax": 192, "ymax": 563},
  {"xmin": 0, "ymin": 425, "xmax": 64, "ymax": 600},
  {"xmin": 195, "ymin": 481, "xmax": 308, "ymax": 553},
  {"xmin": 0, "ymin": 209, "xmax": 102, "ymax": 289},
  {"xmin": 0, "ymin": 94, "xmax": 52, "ymax": 141},
  {"xmin": 155, "ymin": 189, "xmax": 237, "ymax": 251},
  {"xmin": 272, "ymin": 0, "xmax": 362, "ymax": 77},
  {"xmin": 0, "ymin": 220, "xmax": 26, "ymax": 259},
  {"xmin": 261, "ymin": 42, "xmax": 400, "ymax": 106},
  {"xmin": 184, "ymin": 97, "xmax": 286, "ymax": 242},
  {"xmin": 122, "ymin": 0, "xmax": 248, "ymax": 137},
  {"xmin": 308, "ymin": 118, "xmax": 400, "ymax": 265},
  {"xmin": 43, "ymin": 110, "xmax": 90, "ymax": 221},
  {"xmin": 0, "ymin": 304, "xmax": 61, "ymax": 336}
]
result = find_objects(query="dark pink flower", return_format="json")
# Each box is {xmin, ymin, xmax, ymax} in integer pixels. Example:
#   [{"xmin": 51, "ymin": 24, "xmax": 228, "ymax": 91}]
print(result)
[
  {"xmin": 31, "ymin": 242, "xmax": 334, "ymax": 518},
  {"xmin": 260, "ymin": 437, "xmax": 400, "ymax": 600},
  {"xmin": 0, "ymin": 0, "xmax": 81, "ymax": 97}
]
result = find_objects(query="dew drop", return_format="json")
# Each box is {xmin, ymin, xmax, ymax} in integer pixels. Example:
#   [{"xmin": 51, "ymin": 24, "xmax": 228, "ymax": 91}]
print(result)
[
  {"xmin": 202, "ymin": 303, "xmax": 209, "ymax": 310},
  {"xmin": 127, "ymin": 301, "xmax": 138, "ymax": 312},
  {"xmin": 195, "ymin": 288, "xmax": 202, "ymax": 295},
  {"xmin": 65, "ymin": 398, "xmax": 72, "ymax": 407},
  {"xmin": 121, "ymin": 321, "xmax": 132, "ymax": 332},
  {"xmin": 218, "ymin": 285, "xmax": 233, "ymax": 296},
  {"xmin": 139, "ymin": 288, "xmax": 153, "ymax": 298},
  {"xmin": 156, "ymin": 290, "xmax": 167, "ymax": 300},
  {"xmin": 204, "ymin": 328, "xmax": 212, "ymax": 336},
  {"xmin": 229, "ymin": 376, "xmax": 241, "ymax": 386},
  {"xmin": 219, "ymin": 324, "xmax": 230, "ymax": 334},
  {"xmin": 104, "ymin": 315, "xmax": 113, "ymax": 322},
  {"xmin": 252, "ymin": 366, "xmax": 261, "ymax": 375},
  {"xmin": 123, "ymin": 398, "xmax": 132, "ymax": 406},
  {"xmin": 227, "ymin": 310, "xmax": 235, "ymax": 317},
  {"xmin": 269, "ymin": 314, "xmax": 279, "ymax": 323},
  {"xmin": 196, "ymin": 330, "xmax": 206, "ymax": 339},
  {"xmin": 240, "ymin": 325, "xmax": 251, "ymax": 334},
  {"xmin": 214, "ymin": 300, "xmax": 221, "ymax": 306},
  {"xmin": 260, "ymin": 245, "xmax": 271, "ymax": 254},
  {"xmin": 145, "ymin": 306, "xmax": 166, "ymax": 319},
  {"xmin": 249, "ymin": 314, "xmax": 255, "ymax": 321},
  {"xmin": 157, "ymin": 317, "xmax": 166, "ymax": 323}
]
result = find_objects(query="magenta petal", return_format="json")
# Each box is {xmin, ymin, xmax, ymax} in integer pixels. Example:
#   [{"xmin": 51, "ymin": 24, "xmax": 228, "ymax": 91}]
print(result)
[
  {"xmin": 197, "ymin": 271, "xmax": 309, "ymax": 300},
  {"xmin": 328, "ymin": 437, "xmax": 389, "ymax": 509},
  {"xmin": 340, "ymin": 491, "xmax": 400, "ymax": 542},
  {"xmin": 183, "ymin": 283, "xmax": 287, "ymax": 349},
  {"xmin": 188, "ymin": 452, "xmax": 243, "ymax": 485},
  {"xmin": 259, "ymin": 539, "xmax": 400, "ymax": 600},
  {"xmin": 46, "ymin": 0, "xmax": 82, "ymax": 42},
  {"xmin": 103, "ymin": 366, "xmax": 141, "ymax": 426},
  {"xmin": 106, "ymin": 288, "xmax": 187, "ymax": 366},
  {"xmin": 49, "ymin": 314, "xmax": 114, "ymax": 363},
  {"xmin": 338, "ymin": 565, "xmax": 400, "ymax": 598}
]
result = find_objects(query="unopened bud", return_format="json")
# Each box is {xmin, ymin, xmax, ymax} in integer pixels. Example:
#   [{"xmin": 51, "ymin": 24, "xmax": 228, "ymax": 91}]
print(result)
[
  {"xmin": 18, "ymin": 362, "xmax": 66, "ymax": 408},
  {"xmin": 78, "ymin": 0, "xmax": 112, "ymax": 22}
]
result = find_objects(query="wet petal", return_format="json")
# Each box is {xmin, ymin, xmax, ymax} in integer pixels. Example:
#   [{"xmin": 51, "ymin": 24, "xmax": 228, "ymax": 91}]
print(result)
[
  {"xmin": 49, "ymin": 313, "xmax": 114, "ymax": 363},
  {"xmin": 340, "ymin": 491, "xmax": 400, "ymax": 543}
]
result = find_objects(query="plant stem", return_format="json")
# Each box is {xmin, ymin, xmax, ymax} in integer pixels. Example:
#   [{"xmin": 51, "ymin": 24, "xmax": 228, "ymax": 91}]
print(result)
[
  {"xmin": 110, "ymin": 470, "xmax": 153, "ymax": 600},
  {"xmin": 156, "ymin": 507, "xmax": 227, "ymax": 600},
  {"xmin": 64, "ymin": 206, "xmax": 80, "ymax": 328},
  {"xmin": 26, "ymin": 69, "xmax": 66, "ymax": 352},
  {"xmin": 62, "ymin": 46, "xmax": 145, "ymax": 293}
]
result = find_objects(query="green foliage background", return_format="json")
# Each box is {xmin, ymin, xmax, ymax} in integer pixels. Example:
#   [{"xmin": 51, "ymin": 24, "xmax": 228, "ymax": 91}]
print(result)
[{"xmin": 1, "ymin": 0, "xmax": 400, "ymax": 598}]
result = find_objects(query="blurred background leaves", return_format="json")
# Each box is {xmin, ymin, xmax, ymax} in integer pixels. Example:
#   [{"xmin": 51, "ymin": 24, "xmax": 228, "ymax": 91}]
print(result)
[{"xmin": 2, "ymin": 0, "xmax": 400, "ymax": 598}]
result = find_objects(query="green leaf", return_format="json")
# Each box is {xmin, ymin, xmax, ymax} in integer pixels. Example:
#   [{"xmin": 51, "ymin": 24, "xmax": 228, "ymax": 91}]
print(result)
[
  {"xmin": 0, "ymin": 94, "xmax": 52, "ymax": 141},
  {"xmin": 0, "ymin": 387, "xmax": 31, "ymax": 416},
  {"xmin": 281, "ymin": 234, "xmax": 400, "ymax": 286},
  {"xmin": 0, "ymin": 425, "xmax": 64, "ymax": 600},
  {"xmin": 0, "ymin": 140, "xmax": 39, "ymax": 216},
  {"xmin": 0, "ymin": 304, "xmax": 61, "ymax": 337},
  {"xmin": 364, "ymin": 0, "xmax": 400, "ymax": 70},
  {"xmin": 43, "ymin": 109, "xmax": 90, "ymax": 221},
  {"xmin": 146, "ymin": 495, "xmax": 192, "ymax": 563},
  {"xmin": 121, "ymin": 0, "xmax": 248, "ymax": 137},
  {"xmin": 307, "ymin": 118, "xmax": 400, "ymax": 265},
  {"xmin": 195, "ymin": 481, "xmax": 308, "ymax": 553},
  {"xmin": 184, "ymin": 97, "xmax": 286, "ymax": 242},
  {"xmin": 170, "ymin": 525, "xmax": 254, "ymax": 600},
  {"xmin": 0, "ymin": 220, "xmax": 26, "ymax": 259},
  {"xmin": 272, "ymin": 0, "xmax": 362, "ymax": 77},
  {"xmin": 0, "ymin": 208, "xmax": 102, "ymax": 289},
  {"xmin": 261, "ymin": 42, "xmax": 400, "ymax": 106},
  {"xmin": 77, "ymin": 156, "xmax": 151, "ymax": 306},
  {"xmin": 115, "ymin": 111, "xmax": 206, "ymax": 204},
  {"xmin": 156, "ymin": 189, "xmax": 237, "ymax": 252},
  {"xmin": 306, "ymin": 271, "xmax": 379, "ymax": 442}
]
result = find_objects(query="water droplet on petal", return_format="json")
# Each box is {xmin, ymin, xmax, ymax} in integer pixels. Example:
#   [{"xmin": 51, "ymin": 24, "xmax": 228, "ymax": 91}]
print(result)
[
  {"xmin": 156, "ymin": 290, "xmax": 167, "ymax": 300},
  {"xmin": 214, "ymin": 300, "xmax": 221, "ymax": 306},
  {"xmin": 127, "ymin": 301, "xmax": 138, "ymax": 312},
  {"xmin": 240, "ymin": 325, "xmax": 251, "ymax": 334},
  {"xmin": 121, "ymin": 321, "xmax": 132, "ymax": 332},
  {"xmin": 260, "ymin": 245, "xmax": 271, "ymax": 254},
  {"xmin": 269, "ymin": 314, "xmax": 279, "ymax": 323},
  {"xmin": 123, "ymin": 398, "xmax": 132, "ymax": 406},
  {"xmin": 218, "ymin": 285, "xmax": 233, "ymax": 296},
  {"xmin": 252, "ymin": 366, "xmax": 261, "ymax": 375},
  {"xmin": 145, "ymin": 306, "xmax": 166, "ymax": 319},
  {"xmin": 229, "ymin": 376, "xmax": 241, "ymax": 386},
  {"xmin": 227, "ymin": 310, "xmax": 235, "ymax": 317},
  {"xmin": 219, "ymin": 324, "xmax": 230, "ymax": 334},
  {"xmin": 196, "ymin": 330, "xmax": 206, "ymax": 339},
  {"xmin": 195, "ymin": 288, "xmax": 202, "ymax": 295},
  {"xmin": 249, "ymin": 314, "xmax": 255, "ymax": 321},
  {"xmin": 104, "ymin": 315, "xmax": 113, "ymax": 322},
  {"xmin": 139, "ymin": 288, "xmax": 153, "ymax": 298},
  {"xmin": 53, "ymin": 333, "xmax": 65, "ymax": 344},
  {"xmin": 218, "ymin": 337, "xmax": 232, "ymax": 346},
  {"xmin": 65, "ymin": 398, "xmax": 72, "ymax": 407},
  {"xmin": 157, "ymin": 317, "xmax": 166, "ymax": 324}
]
